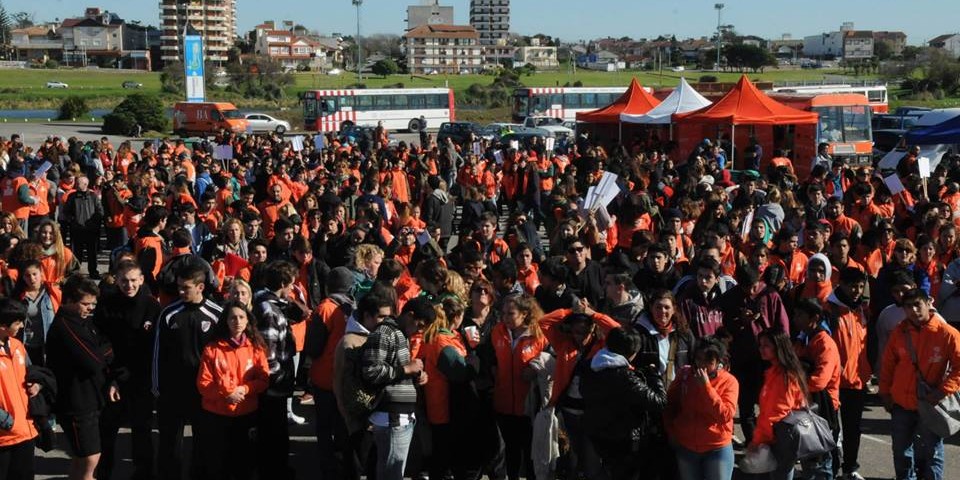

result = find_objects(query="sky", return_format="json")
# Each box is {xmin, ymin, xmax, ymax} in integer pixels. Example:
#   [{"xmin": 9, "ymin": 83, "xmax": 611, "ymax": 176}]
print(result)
[{"xmin": 4, "ymin": 0, "xmax": 958, "ymax": 45}]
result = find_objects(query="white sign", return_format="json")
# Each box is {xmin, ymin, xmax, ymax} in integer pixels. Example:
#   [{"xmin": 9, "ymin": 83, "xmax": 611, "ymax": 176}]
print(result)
[
  {"xmin": 883, "ymin": 173, "xmax": 906, "ymax": 196},
  {"xmin": 314, "ymin": 135, "xmax": 325, "ymax": 150},
  {"xmin": 493, "ymin": 150, "xmax": 504, "ymax": 165},
  {"xmin": 291, "ymin": 136, "xmax": 305, "ymax": 152},
  {"xmin": 585, "ymin": 172, "xmax": 620, "ymax": 210},
  {"xmin": 509, "ymin": 140, "xmax": 519, "ymax": 151},
  {"xmin": 919, "ymin": 156, "xmax": 931, "ymax": 178},
  {"xmin": 213, "ymin": 145, "xmax": 233, "ymax": 160},
  {"xmin": 545, "ymin": 137, "xmax": 556, "ymax": 153},
  {"xmin": 471, "ymin": 142, "xmax": 482, "ymax": 156}
]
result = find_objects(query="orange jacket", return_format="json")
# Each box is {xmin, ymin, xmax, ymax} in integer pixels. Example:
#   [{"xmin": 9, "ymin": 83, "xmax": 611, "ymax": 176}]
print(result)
[
  {"xmin": 491, "ymin": 323, "xmax": 548, "ymax": 416},
  {"xmin": 1, "ymin": 176, "xmax": 30, "ymax": 220},
  {"xmin": 423, "ymin": 330, "xmax": 468, "ymax": 424},
  {"xmin": 539, "ymin": 309, "xmax": 619, "ymax": 406},
  {"xmin": 827, "ymin": 296, "xmax": 871, "ymax": 390},
  {"xmin": 308, "ymin": 298, "xmax": 350, "ymax": 392},
  {"xmin": 28, "ymin": 178, "xmax": 51, "ymax": 217},
  {"xmin": 258, "ymin": 199, "xmax": 291, "ymax": 240},
  {"xmin": 40, "ymin": 248, "xmax": 73, "ymax": 284},
  {"xmin": 134, "ymin": 232, "xmax": 165, "ymax": 281},
  {"xmin": 0, "ymin": 337, "xmax": 38, "ymax": 447},
  {"xmin": 665, "ymin": 366, "xmax": 739, "ymax": 453},
  {"xmin": 794, "ymin": 330, "xmax": 840, "ymax": 411},
  {"xmin": 752, "ymin": 363, "xmax": 807, "ymax": 447},
  {"xmin": 517, "ymin": 264, "xmax": 540, "ymax": 295},
  {"xmin": 197, "ymin": 337, "xmax": 270, "ymax": 417},
  {"xmin": 880, "ymin": 313, "xmax": 960, "ymax": 411},
  {"xmin": 772, "ymin": 250, "xmax": 809, "ymax": 286}
]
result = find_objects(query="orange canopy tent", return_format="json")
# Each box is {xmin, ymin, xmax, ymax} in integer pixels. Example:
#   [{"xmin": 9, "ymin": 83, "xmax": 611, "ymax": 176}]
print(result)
[
  {"xmin": 576, "ymin": 78, "xmax": 661, "ymax": 142},
  {"xmin": 576, "ymin": 78, "xmax": 662, "ymax": 124},
  {"xmin": 673, "ymin": 75, "xmax": 819, "ymax": 170}
]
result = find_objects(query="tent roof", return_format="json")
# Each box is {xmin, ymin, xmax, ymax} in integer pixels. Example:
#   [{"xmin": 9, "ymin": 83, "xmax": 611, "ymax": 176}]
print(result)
[
  {"xmin": 906, "ymin": 113, "xmax": 960, "ymax": 145},
  {"xmin": 576, "ymin": 78, "xmax": 661, "ymax": 124},
  {"xmin": 620, "ymin": 77, "xmax": 712, "ymax": 124},
  {"xmin": 675, "ymin": 75, "xmax": 818, "ymax": 125}
]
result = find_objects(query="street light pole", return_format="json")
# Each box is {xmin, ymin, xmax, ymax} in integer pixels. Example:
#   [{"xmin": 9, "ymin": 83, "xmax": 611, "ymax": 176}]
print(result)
[
  {"xmin": 714, "ymin": 3, "xmax": 724, "ymax": 72},
  {"xmin": 353, "ymin": 0, "xmax": 363, "ymax": 83}
]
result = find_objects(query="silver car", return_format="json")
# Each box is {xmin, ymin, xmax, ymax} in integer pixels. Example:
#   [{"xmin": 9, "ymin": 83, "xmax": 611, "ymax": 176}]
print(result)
[
  {"xmin": 244, "ymin": 113, "xmax": 291, "ymax": 134},
  {"xmin": 46, "ymin": 81, "xmax": 69, "ymax": 89}
]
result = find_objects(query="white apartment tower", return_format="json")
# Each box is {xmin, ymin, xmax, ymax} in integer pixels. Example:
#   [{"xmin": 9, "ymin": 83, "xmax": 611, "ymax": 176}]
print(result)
[
  {"xmin": 159, "ymin": 0, "xmax": 237, "ymax": 64},
  {"xmin": 469, "ymin": 0, "xmax": 510, "ymax": 45}
]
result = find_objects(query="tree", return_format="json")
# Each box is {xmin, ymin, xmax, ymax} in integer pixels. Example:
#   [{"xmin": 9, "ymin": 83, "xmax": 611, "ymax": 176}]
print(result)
[
  {"xmin": 371, "ymin": 59, "xmax": 398, "ymax": 78},
  {"xmin": 901, "ymin": 45, "xmax": 923, "ymax": 62},
  {"xmin": 11, "ymin": 11, "xmax": 32, "ymax": 29},
  {"xmin": 0, "ymin": 2, "xmax": 11, "ymax": 52},
  {"xmin": 160, "ymin": 62, "xmax": 184, "ymax": 94},
  {"xmin": 874, "ymin": 41, "xmax": 893, "ymax": 61},
  {"xmin": 57, "ymin": 96, "xmax": 88, "ymax": 120},
  {"xmin": 102, "ymin": 94, "xmax": 167, "ymax": 135},
  {"xmin": 723, "ymin": 44, "xmax": 776, "ymax": 73}
]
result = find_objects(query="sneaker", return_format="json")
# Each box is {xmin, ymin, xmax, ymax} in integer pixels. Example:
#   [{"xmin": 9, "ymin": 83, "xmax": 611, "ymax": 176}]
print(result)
[
  {"xmin": 299, "ymin": 393, "xmax": 314, "ymax": 405},
  {"xmin": 287, "ymin": 412, "xmax": 306, "ymax": 425},
  {"xmin": 846, "ymin": 473, "xmax": 865, "ymax": 480}
]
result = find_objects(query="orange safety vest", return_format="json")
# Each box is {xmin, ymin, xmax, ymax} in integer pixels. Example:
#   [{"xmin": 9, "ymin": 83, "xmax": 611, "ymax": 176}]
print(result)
[{"xmin": 1, "ymin": 176, "xmax": 30, "ymax": 220}]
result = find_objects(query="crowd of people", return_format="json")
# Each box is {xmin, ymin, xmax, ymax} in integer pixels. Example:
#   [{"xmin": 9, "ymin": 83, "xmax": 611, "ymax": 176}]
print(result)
[{"xmin": 0, "ymin": 122, "xmax": 958, "ymax": 480}]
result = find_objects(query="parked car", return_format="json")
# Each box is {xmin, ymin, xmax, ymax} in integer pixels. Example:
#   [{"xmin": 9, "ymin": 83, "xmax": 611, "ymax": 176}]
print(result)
[
  {"xmin": 244, "ymin": 113, "xmax": 291, "ymax": 134},
  {"xmin": 522, "ymin": 116, "xmax": 575, "ymax": 138},
  {"xmin": 437, "ymin": 121, "xmax": 486, "ymax": 146},
  {"xmin": 872, "ymin": 129, "xmax": 906, "ymax": 159},
  {"xmin": 326, "ymin": 68, "xmax": 342, "ymax": 76},
  {"xmin": 122, "ymin": 81, "xmax": 143, "ymax": 89},
  {"xmin": 46, "ymin": 81, "xmax": 68, "ymax": 89}
]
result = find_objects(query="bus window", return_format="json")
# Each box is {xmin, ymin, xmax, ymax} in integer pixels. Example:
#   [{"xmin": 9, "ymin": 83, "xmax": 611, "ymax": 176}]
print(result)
[
  {"xmin": 437, "ymin": 94, "xmax": 450, "ymax": 109},
  {"xmin": 532, "ymin": 95, "xmax": 549, "ymax": 112},
  {"xmin": 514, "ymin": 95, "xmax": 529, "ymax": 117},
  {"xmin": 410, "ymin": 95, "xmax": 427, "ymax": 108},
  {"xmin": 550, "ymin": 94, "xmax": 563, "ymax": 107},
  {"xmin": 868, "ymin": 90, "xmax": 885, "ymax": 103},
  {"xmin": 596, "ymin": 93, "xmax": 614, "ymax": 107},
  {"xmin": 374, "ymin": 95, "xmax": 392, "ymax": 109},
  {"xmin": 320, "ymin": 98, "xmax": 336, "ymax": 113},
  {"xmin": 394, "ymin": 94, "xmax": 409, "ymax": 109},
  {"xmin": 355, "ymin": 95, "xmax": 374, "ymax": 112},
  {"xmin": 842, "ymin": 105, "xmax": 870, "ymax": 142},
  {"xmin": 426, "ymin": 94, "xmax": 441, "ymax": 109},
  {"xmin": 339, "ymin": 96, "xmax": 354, "ymax": 109},
  {"xmin": 303, "ymin": 98, "xmax": 318, "ymax": 118},
  {"xmin": 564, "ymin": 93, "xmax": 580, "ymax": 109},
  {"xmin": 814, "ymin": 106, "xmax": 843, "ymax": 142},
  {"xmin": 581, "ymin": 93, "xmax": 596, "ymax": 108}
]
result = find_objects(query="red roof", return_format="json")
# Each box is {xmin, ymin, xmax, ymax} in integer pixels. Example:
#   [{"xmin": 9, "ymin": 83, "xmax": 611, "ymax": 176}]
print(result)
[
  {"xmin": 576, "ymin": 78, "xmax": 661, "ymax": 124},
  {"xmin": 675, "ymin": 75, "xmax": 818, "ymax": 125}
]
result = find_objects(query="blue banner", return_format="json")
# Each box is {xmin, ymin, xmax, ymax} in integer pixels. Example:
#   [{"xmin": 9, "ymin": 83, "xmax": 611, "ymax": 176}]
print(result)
[{"xmin": 184, "ymin": 34, "xmax": 205, "ymax": 103}]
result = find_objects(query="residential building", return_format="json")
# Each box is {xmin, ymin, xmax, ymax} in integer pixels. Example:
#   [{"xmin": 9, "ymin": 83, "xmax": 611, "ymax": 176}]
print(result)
[
  {"xmin": 803, "ymin": 31, "xmax": 844, "ymax": 58},
  {"xmin": 159, "ymin": 0, "xmax": 237, "ymax": 64},
  {"xmin": 254, "ymin": 29, "xmax": 339, "ymax": 71},
  {"xmin": 407, "ymin": 0, "xmax": 454, "ymax": 30},
  {"xmin": 769, "ymin": 34, "xmax": 803, "ymax": 60},
  {"xmin": 576, "ymin": 50, "xmax": 624, "ymax": 71},
  {"xmin": 10, "ymin": 24, "xmax": 62, "ymax": 63},
  {"xmin": 514, "ymin": 39, "xmax": 558, "ymax": 70},
  {"xmin": 470, "ymin": 0, "xmax": 509, "ymax": 45},
  {"xmin": 404, "ymin": 24, "xmax": 483, "ymax": 74},
  {"xmin": 929, "ymin": 33, "xmax": 960, "ymax": 59},
  {"xmin": 873, "ymin": 31, "xmax": 907, "ymax": 56},
  {"xmin": 843, "ymin": 30, "xmax": 874, "ymax": 60}
]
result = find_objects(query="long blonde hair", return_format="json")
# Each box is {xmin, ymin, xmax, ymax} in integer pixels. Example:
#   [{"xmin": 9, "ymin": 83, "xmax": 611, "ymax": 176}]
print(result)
[
  {"xmin": 501, "ymin": 294, "xmax": 544, "ymax": 339},
  {"xmin": 0, "ymin": 211, "xmax": 25, "ymax": 239},
  {"xmin": 34, "ymin": 219, "xmax": 68, "ymax": 278},
  {"xmin": 353, "ymin": 244, "xmax": 384, "ymax": 272},
  {"xmin": 423, "ymin": 305, "xmax": 449, "ymax": 344}
]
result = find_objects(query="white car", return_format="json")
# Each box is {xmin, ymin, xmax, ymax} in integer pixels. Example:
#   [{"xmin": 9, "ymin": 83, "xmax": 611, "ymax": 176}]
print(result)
[
  {"xmin": 326, "ymin": 68, "xmax": 342, "ymax": 76},
  {"xmin": 46, "ymin": 81, "xmax": 69, "ymax": 89},
  {"xmin": 523, "ymin": 116, "xmax": 575, "ymax": 137},
  {"xmin": 245, "ymin": 113, "xmax": 291, "ymax": 134}
]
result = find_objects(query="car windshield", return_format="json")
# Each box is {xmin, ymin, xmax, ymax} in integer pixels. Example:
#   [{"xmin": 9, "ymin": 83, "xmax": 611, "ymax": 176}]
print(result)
[{"xmin": 533, "ymin": 118, "xmax": 560, "ymax": 126}]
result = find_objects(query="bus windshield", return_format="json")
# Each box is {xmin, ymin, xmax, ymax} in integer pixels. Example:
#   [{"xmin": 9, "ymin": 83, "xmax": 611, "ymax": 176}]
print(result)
[
  {"xmin": 303, "ymin": 97, "xmax": 318, "ymax": 119},
  {"xmin": 813, "ymin": 106, "xmax": 870, "ymax": 143}
]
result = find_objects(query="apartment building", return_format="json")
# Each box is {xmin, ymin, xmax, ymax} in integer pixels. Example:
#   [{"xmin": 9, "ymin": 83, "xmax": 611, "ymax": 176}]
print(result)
[
  {"xmin": 470, "ymin": 0, "xmax": 509, "ymax": 45},
  {"xmin": 404, "ymin": 24, "xmax": 483, "ymax": 74},
  {"xmin": 159, "ymin": 0, "xmax": 237, "ymax": 64},
  {"xmin": 407, "ymin": 0, "xmax": 454, "ymax": 30}
]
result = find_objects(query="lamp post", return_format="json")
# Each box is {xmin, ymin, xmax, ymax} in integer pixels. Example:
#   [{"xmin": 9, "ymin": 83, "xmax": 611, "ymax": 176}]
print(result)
[
  {"xmin": 353, "ymin": 0, "xmax": 363, "ymax": 83},
  {"xmin": 714, "ymin": 3, "xmax": 724, "ymax": 71}
]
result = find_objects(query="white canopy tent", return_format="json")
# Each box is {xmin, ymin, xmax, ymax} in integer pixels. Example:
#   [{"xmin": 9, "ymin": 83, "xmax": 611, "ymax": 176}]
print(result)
[{"xmin": 619, "ymin": 77, "xmax": 712, "ymax": 125}]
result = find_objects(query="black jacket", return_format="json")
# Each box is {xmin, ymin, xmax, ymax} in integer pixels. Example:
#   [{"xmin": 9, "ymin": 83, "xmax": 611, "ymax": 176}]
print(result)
[
  {"xmin": 152, "ymin": 298, "xmax": 223, "ymax": 398},
  {"xmin": 423, "ymin": 190, "xmax": 455, "ymax": 238},
  {"xmin": 45, "ymin": 311, "xmax": 114, "ymax": 416},
  {"xmin": 581, "ymin": 349, "xmax": 666, "ymax": 441},
  {"xmin": 631, "ymin": 314, "xmax": 695, "ymax": 384},
  {"xmin": 94, "ymin": 284, "xmax": 161, "ymax": 384},
  {"xmin": 63, "ymin": 189, "xmax": 104, "ymax": 230},
  {"xmin": 566, "ymin": 260, "xmax": 604, "ymax": 308}
]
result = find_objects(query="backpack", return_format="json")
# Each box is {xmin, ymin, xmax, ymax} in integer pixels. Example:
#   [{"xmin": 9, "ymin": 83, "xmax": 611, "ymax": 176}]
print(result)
[{"xmin": 341, "ymin": 341, "xmax": 382, "ymax": 422}]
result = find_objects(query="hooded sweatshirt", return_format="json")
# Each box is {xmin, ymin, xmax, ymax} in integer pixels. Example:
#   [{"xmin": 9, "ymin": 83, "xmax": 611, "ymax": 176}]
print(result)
[
  {"xmin": 800, "ymin": 253, "xmax": 833, "ymax": 304},
  {"xmin": 826, "ymin": 289, "xmax": 871, "ymax": 390},
  {"xmin": 308, "ymin": 293, "xmax": 356, "ymax": 391}
]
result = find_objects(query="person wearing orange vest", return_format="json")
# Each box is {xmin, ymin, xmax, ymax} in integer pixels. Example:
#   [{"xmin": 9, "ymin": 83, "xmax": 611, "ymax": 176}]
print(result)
[
  {"xmin": 258, "ymin": 183, "xmax": 292, "ymax": 241},
  {"xmin": 492, "ymin": 294, "xmax": 548, "ymax": 480},
  {"xmin": 0, "ymin": 159, "xmax": 36, "ymax": 233},
  {"xmin": 195, "ymin": 301, "xmax": 269, "ymax": 480},
  {"xmin": 771, "ymin": 226, "xmax": 809, "ymax": 288},
  {"xmin": 880, "ymin": 288, "xmax": 960, "ymax": 480},
  {"xmin": 0, "ymin": 298, "xmax": 40, "ymax": 480},
  {"xmin": 134, "ymin": 206, "xmax": 168, "ymax": 292},
  {"xmin": 27, "ymin": 167, "xmax": 54, "ymax": 230}
]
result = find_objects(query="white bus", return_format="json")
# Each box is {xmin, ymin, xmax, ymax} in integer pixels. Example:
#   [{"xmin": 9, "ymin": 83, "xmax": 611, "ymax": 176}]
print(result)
[
  {"xmin": 301, "ymin": 88, "xmax": 455, "ymax": 133},
  {"xmin": 511, "ymin": 86, "xmax": 636, "ymax": 122},
  {"xmin": 768, "ymin": 84, "xmax": 888, "ymax": 113}
]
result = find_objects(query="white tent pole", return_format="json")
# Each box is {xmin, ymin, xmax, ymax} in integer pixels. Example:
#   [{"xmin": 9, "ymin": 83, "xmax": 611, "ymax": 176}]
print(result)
[{"xmin": 730, "ymin": 124, "xmax": 736, "ymax": 170}]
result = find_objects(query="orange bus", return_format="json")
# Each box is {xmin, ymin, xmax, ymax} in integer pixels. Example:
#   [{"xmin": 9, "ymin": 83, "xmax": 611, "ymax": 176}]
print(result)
[{"xmin": 770, "ymin": 92, "xmax": 873, "ymax": 177}]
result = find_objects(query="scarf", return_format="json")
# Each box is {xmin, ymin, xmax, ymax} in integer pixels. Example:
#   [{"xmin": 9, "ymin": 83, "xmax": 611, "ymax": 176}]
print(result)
[{"xmin": 802, "ymin": 280, "xmax": 833, "ymax": 304}]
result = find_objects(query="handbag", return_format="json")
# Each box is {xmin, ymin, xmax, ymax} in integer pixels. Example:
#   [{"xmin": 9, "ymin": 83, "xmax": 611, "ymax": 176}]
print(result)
[
  {"xmin": 771, "ymin": 407, "xmax": 837, "ymax": 467},
  {"xmin": 739, "ymin": 443, "xmax": 778, "ymax": 474},
  {"xmin": 903, "ymin": 331, "xmax": 960, "ymax": 438}
]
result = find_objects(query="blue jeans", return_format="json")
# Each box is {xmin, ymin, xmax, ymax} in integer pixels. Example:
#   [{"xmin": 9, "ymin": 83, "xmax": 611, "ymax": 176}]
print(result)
[
  {"xmin": 799, "ymin": 451, "xmax": 833, "ymax": 480},
  {"xmin": 372, "ymin": 419, "xmax": 415, "ymax": 480},
  {"xmin": 674, "ymin": 443, "xmax": 734, "ymax": 480},
  {"xmin": 892, "ymin": 405, "xmax": 944, "ymax": 480}
]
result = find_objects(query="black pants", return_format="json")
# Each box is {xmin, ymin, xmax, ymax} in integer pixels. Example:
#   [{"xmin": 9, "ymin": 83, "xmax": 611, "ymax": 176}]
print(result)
[
  {"xmin": 0, "ymin": 439, "xmax": 34, "ymax": 480},
  {"xmin": 97, "ymin": 380, "xmax": 154, "ymax": 480},
  {"xmin": 195, "ymin": 410, "xmax": 256, "ymax": 480},
  {"xmin": 70, "ymin": 226, "xmax": 100, "ymax": 276},
  {"xmin": 592, "ymin": 437, "xmax": 642, "ymax": 480},
  {"xmin": 157, "ymin": 393, "xmax": 200, "ymax": 480},
  {"xmin": 736, "ymin": 370, "xmax": 763, "ymax": 445},
  {"xmin": 496, "ymin": 414, "xmax": 533, "ymax": 480},
  {"xmin": 840, "ymin": 387, "xmax": 866, "ymax": 474},
  {"xmin": 313, "ymin": 388, "xmax": 358, "ymax": 480},
  {"xmin": 257, "ymin": 395, "xmax": 293, "ymax": 480},
  {"xmin": 105, "ymin": 226, "xmax": 128, "ymax": 252}
]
